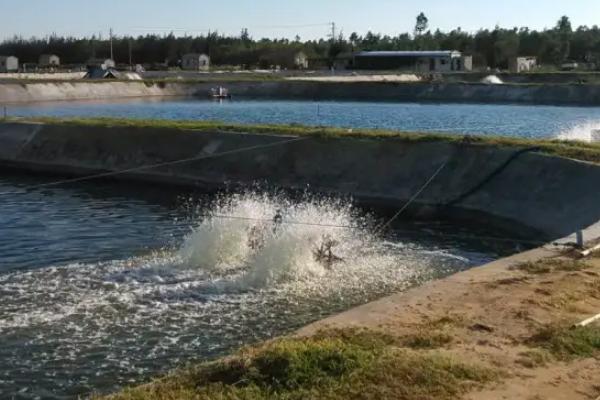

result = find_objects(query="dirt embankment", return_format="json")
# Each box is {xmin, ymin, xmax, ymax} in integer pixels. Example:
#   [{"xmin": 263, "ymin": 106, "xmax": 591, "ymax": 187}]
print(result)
[{"xmin": 299, "ymin": 248, "xmax": 600, "ymax": 400}]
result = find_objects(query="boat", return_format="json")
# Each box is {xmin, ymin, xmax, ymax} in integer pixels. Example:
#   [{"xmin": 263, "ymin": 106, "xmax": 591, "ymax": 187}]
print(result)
[{"xmin": 209, "ymin": 86, "xmax": 232, "ymax": 99}]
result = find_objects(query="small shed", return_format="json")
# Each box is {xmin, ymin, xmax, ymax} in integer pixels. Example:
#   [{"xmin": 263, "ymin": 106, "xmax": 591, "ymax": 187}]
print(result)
[
  {"xmin": 39, "ymin": 54, "xmax": 60, "ymax": 67},
  {"xmin": 259, "ymin": 50, "xmax": 309, "ymax": 70},
  {"xmin": 181, "ymin": 53, "xmax": 210, "ymax": 71},
  {"xmin": 294, "ymin": 52, "xmax": 309, "ymax": 69},
  {"xmin": 509, "ymin": 57, "xmax": 537, "ymax": 73},
  {"xmin": 0, "ymin": 56, "xmax": 19, "ymax": 72}
]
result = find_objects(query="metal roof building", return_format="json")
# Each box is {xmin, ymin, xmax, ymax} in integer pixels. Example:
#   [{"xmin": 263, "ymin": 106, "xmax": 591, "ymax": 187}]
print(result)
[{"xmin": 353, "ymin": 50, "xmax": 471, "ymax": 72}]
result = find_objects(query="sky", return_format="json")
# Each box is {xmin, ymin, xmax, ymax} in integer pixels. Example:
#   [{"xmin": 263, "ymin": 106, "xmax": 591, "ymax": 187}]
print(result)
[{"xmin": 1, "ymin": 0, "xmax": 600, "ymax": 41}]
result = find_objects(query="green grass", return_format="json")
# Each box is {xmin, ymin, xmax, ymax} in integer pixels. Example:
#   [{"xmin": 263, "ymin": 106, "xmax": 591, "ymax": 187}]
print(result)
[
  {"xmin": 7, "ymin": 116, "xmax": 600, "ymax": 164},
  {"xmin": 98, "ymin": 329, "xmax": 497, "ymax": 400},
  {"xmin": 528, "ymin": 324, "xmax": 600, "ymax": 359}
]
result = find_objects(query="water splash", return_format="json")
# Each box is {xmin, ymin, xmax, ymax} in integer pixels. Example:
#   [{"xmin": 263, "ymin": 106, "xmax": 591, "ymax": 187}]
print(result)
[
  {"xmin": 177, "ymin": 192, "xmax": 376, "ymax": 288},
  {"xmin": 556, "ymin": 121, "xmax": 600, "ymax": 143},
  {"xmin": 480, "ymin": 75, "xmax": 503, "ymax": 84}
]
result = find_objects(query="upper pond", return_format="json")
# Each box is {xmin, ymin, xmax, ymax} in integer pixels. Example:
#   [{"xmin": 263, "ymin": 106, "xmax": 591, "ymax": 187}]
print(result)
[{"xmin": 9, "ymin": 97, "xmax": 600, "ymax": 139}]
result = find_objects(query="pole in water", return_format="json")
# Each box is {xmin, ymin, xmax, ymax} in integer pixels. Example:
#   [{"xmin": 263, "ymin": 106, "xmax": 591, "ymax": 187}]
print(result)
[
  {"xmin": 2, "ymin": 106, "xmax": 6, "ymax": 120},
  {"xmin": 316, "ymin": 103, "xmax": 320, "ymax": 126},
  {"xmin": 577, "ymin": 230, "xmax": 584, "ymax": 248}
]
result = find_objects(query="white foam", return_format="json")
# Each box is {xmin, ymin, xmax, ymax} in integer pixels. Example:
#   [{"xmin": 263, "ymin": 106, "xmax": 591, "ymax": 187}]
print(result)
[
  {"xmin": 481, "ymin": 75, "xmax": 503, "ymax": 85},
  {"xmin": 556, "ymin": 121, "xmax": 600, "ymax": 143}
]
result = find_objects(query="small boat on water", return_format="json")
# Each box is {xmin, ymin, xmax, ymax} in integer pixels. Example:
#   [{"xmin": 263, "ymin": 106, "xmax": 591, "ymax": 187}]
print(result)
[{"xmin": 209, "ymin": 86, "xmax": 232, "ymax": 99}]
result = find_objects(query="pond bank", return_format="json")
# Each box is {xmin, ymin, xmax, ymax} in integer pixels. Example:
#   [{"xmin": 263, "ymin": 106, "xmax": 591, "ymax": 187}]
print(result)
[
  {"xmin": 2, "ymin": 80, "xmax": 600, "ymax": 105},
  {"xmin": 1, "ymin": 118, "xmax": 600, "ymax": 241}
]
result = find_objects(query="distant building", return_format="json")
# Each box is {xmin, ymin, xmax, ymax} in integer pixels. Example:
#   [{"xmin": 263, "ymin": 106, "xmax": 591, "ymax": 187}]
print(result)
[
  {"xmin": 293, "ymin": 51, "xmax": 309, "ymax": 69},
  {"xmin": 86, "ymin": 58, "xmax": 116, "ymax": 70},
  {"xmin": 181, "ymin": 53, "xmax": 210, "ymax": 71},
  {"xmin": 352, "ymin": 51, "xmax": 472, "ymax": 72},
  {"xmin": 0, "ymin": 56, "xmax": 19, "ymax": 72},
  {"xmin": 39, "ymin": 54, "xmax": 60, "ymax": 67},
  {"xmin": 259, "ymin": 50, "xmax": 309, "ymax": 70},
  {"xmin": 509, "ymin": 57, "xmax": 537, "ymax": 73}
]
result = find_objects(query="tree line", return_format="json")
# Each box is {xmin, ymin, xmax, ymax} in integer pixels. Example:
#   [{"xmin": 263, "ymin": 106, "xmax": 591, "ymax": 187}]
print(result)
[{"xmin": 1, "ymin": 15, "xmax": 599, "ymax": 69}]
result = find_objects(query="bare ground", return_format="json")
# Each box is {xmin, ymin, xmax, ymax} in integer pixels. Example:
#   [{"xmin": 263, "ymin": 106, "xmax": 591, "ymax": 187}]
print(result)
[{"xmin": 298, "ymin": 247, "xmax": 600, "ymax": 400}]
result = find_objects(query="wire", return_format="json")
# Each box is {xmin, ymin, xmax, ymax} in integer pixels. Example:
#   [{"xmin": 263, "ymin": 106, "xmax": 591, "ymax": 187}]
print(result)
[
  {"xmin": 374, "ymin": 159, "xmax": 449, "ymax": 234},
  {"xmin": 0, "ymin": 136, "xmax": 307, "ymax": 196},
  {"xmin": 186, "ymin": 212, "xmax": 550, "ymax": 246}
]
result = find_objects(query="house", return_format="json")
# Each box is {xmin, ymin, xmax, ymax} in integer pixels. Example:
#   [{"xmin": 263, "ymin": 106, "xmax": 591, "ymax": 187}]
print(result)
[
  {"xmin": 509, "ymin": 57, "xmax": 537, "ymax": 73},
  {"xmin": 352, "ymin": 51, "xmax": 472, "ymax": 72},
  {"xmin": 181, "ymin": 53, "xmax": 210, "ymax": 71},
  {"xmin": 0, "ymin": 56, "xmax": 19, "ymax": 72},
  {"xmin": 259, "ymin": 50, "xmax": 309, "ymax": 70},
  {"xmin": 294, "ymin": 51, "xmax": 308, "ymax": 69},
  {"xmin": 39, "ymin": 54, "xmax": 60, "ymax": 67}
]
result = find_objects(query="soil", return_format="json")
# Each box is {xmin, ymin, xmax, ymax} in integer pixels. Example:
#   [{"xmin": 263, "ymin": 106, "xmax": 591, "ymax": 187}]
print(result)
[{"xmin": 298, "ymin": 247, "xmax": 600, "ymax": 400}]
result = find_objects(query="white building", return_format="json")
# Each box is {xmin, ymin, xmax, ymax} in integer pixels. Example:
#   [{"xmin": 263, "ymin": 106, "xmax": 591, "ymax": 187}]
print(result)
[
  {"xmin": 0, "ymin": 56, "xmax": 19, "ymax": 72},
  {"xmin": 181, "ymin": 53, "xmax": 210, "ymax": 71},
  {"xmin": 353, "ymin": 51, "xmax": 472, "ymax": 72},
  {"xmin": 39, "ymin": 54, "xmax": 60, "ymax": 67},
  {"xmin": 509, "ymin": 57, "xmax": 537, "ymax": 73}
]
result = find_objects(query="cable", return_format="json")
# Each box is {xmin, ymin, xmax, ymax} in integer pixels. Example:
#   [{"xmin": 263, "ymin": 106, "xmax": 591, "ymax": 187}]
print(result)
[
  {"xmin": 0, "ymin": 136, "xmax": 307, "ymax": 196},
  {"xmin": 445, "ymin": 146, "xmax": 541, "ymax": 207},
  {"xmin": 374, "ymin": 159, "xmax": 449, "ymax": 234},
  {"xmin": 186, "ymin": 212, "xmax": 549, "ymax": 246}
]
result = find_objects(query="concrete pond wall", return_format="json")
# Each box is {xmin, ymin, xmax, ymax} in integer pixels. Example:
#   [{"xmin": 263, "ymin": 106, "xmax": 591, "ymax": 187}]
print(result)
[
  {"xmin": 2, "ymin": 80, "xmax": 600, "ymax": 105},
  {"xmin": 1, "ymin": 121, "xmax": 600, "ymax": 241}
]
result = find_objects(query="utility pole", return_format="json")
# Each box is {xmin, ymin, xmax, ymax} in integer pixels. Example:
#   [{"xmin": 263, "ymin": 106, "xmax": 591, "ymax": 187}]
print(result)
[
  {"xmin": 109, "ymin": 28, "xmax": 114, "ymax": 61},
  {"xmin": 330, "ymin": 22, "xmax": 336, "ymax": 42},
  {"xmin": 128, "ymin": 38, "xmax": 133, "ymax": 69}
]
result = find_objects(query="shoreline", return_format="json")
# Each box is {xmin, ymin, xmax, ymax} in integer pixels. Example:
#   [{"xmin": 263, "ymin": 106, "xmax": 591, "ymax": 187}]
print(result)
[{"xmin": 3, "ymin": 79, "xmax": 600, "ymax": 105}]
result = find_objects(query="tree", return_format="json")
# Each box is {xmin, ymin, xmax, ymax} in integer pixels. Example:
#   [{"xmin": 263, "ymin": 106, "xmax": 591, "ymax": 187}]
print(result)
[
  {"xmin": 415, "ymin": 12, "xmax": 429, "ymax": 36},
  {"xmin": 555, "ymin": 16, "xmax": 573, "ymax": 62},
  {"xmin": 240, "ymin": 28, "xmax": 250, "ymax": 42},
  {"xmin": 556, "ymin": 16, "xmax": 572, "ymax": 34}
]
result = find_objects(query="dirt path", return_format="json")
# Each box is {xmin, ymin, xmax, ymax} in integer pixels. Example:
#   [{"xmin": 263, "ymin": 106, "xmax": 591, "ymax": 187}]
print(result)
[{"xmin": 298, "ymin": 247, "xmax": 600, "ymax": 400}]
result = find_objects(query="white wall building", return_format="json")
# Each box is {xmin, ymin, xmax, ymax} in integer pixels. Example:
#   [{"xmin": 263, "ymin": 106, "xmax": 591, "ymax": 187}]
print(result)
[
  {"xmin": 39, "ymin": 54, "xmax": 60, "ymax": 67},
  {"xmin": 0, "ymin": 56, "xmax": 19, "ymax": 72},
  {"xmin": 181, "ymin": 53, "xmax": 210, "ymax": 71},
  {"xmin": 509, "ymin": 57, "xmax": 537, "ymax": 73}
]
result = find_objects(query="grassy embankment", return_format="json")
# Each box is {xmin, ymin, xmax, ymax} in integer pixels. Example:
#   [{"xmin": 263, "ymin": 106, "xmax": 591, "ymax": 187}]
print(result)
[
  {"xmin": 98, "ymin": 254, "xmax": 600, "ymax": 400},
  {"xmin": 10, "ymin": 116, "xmax": 600, "ymax": 164}
]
